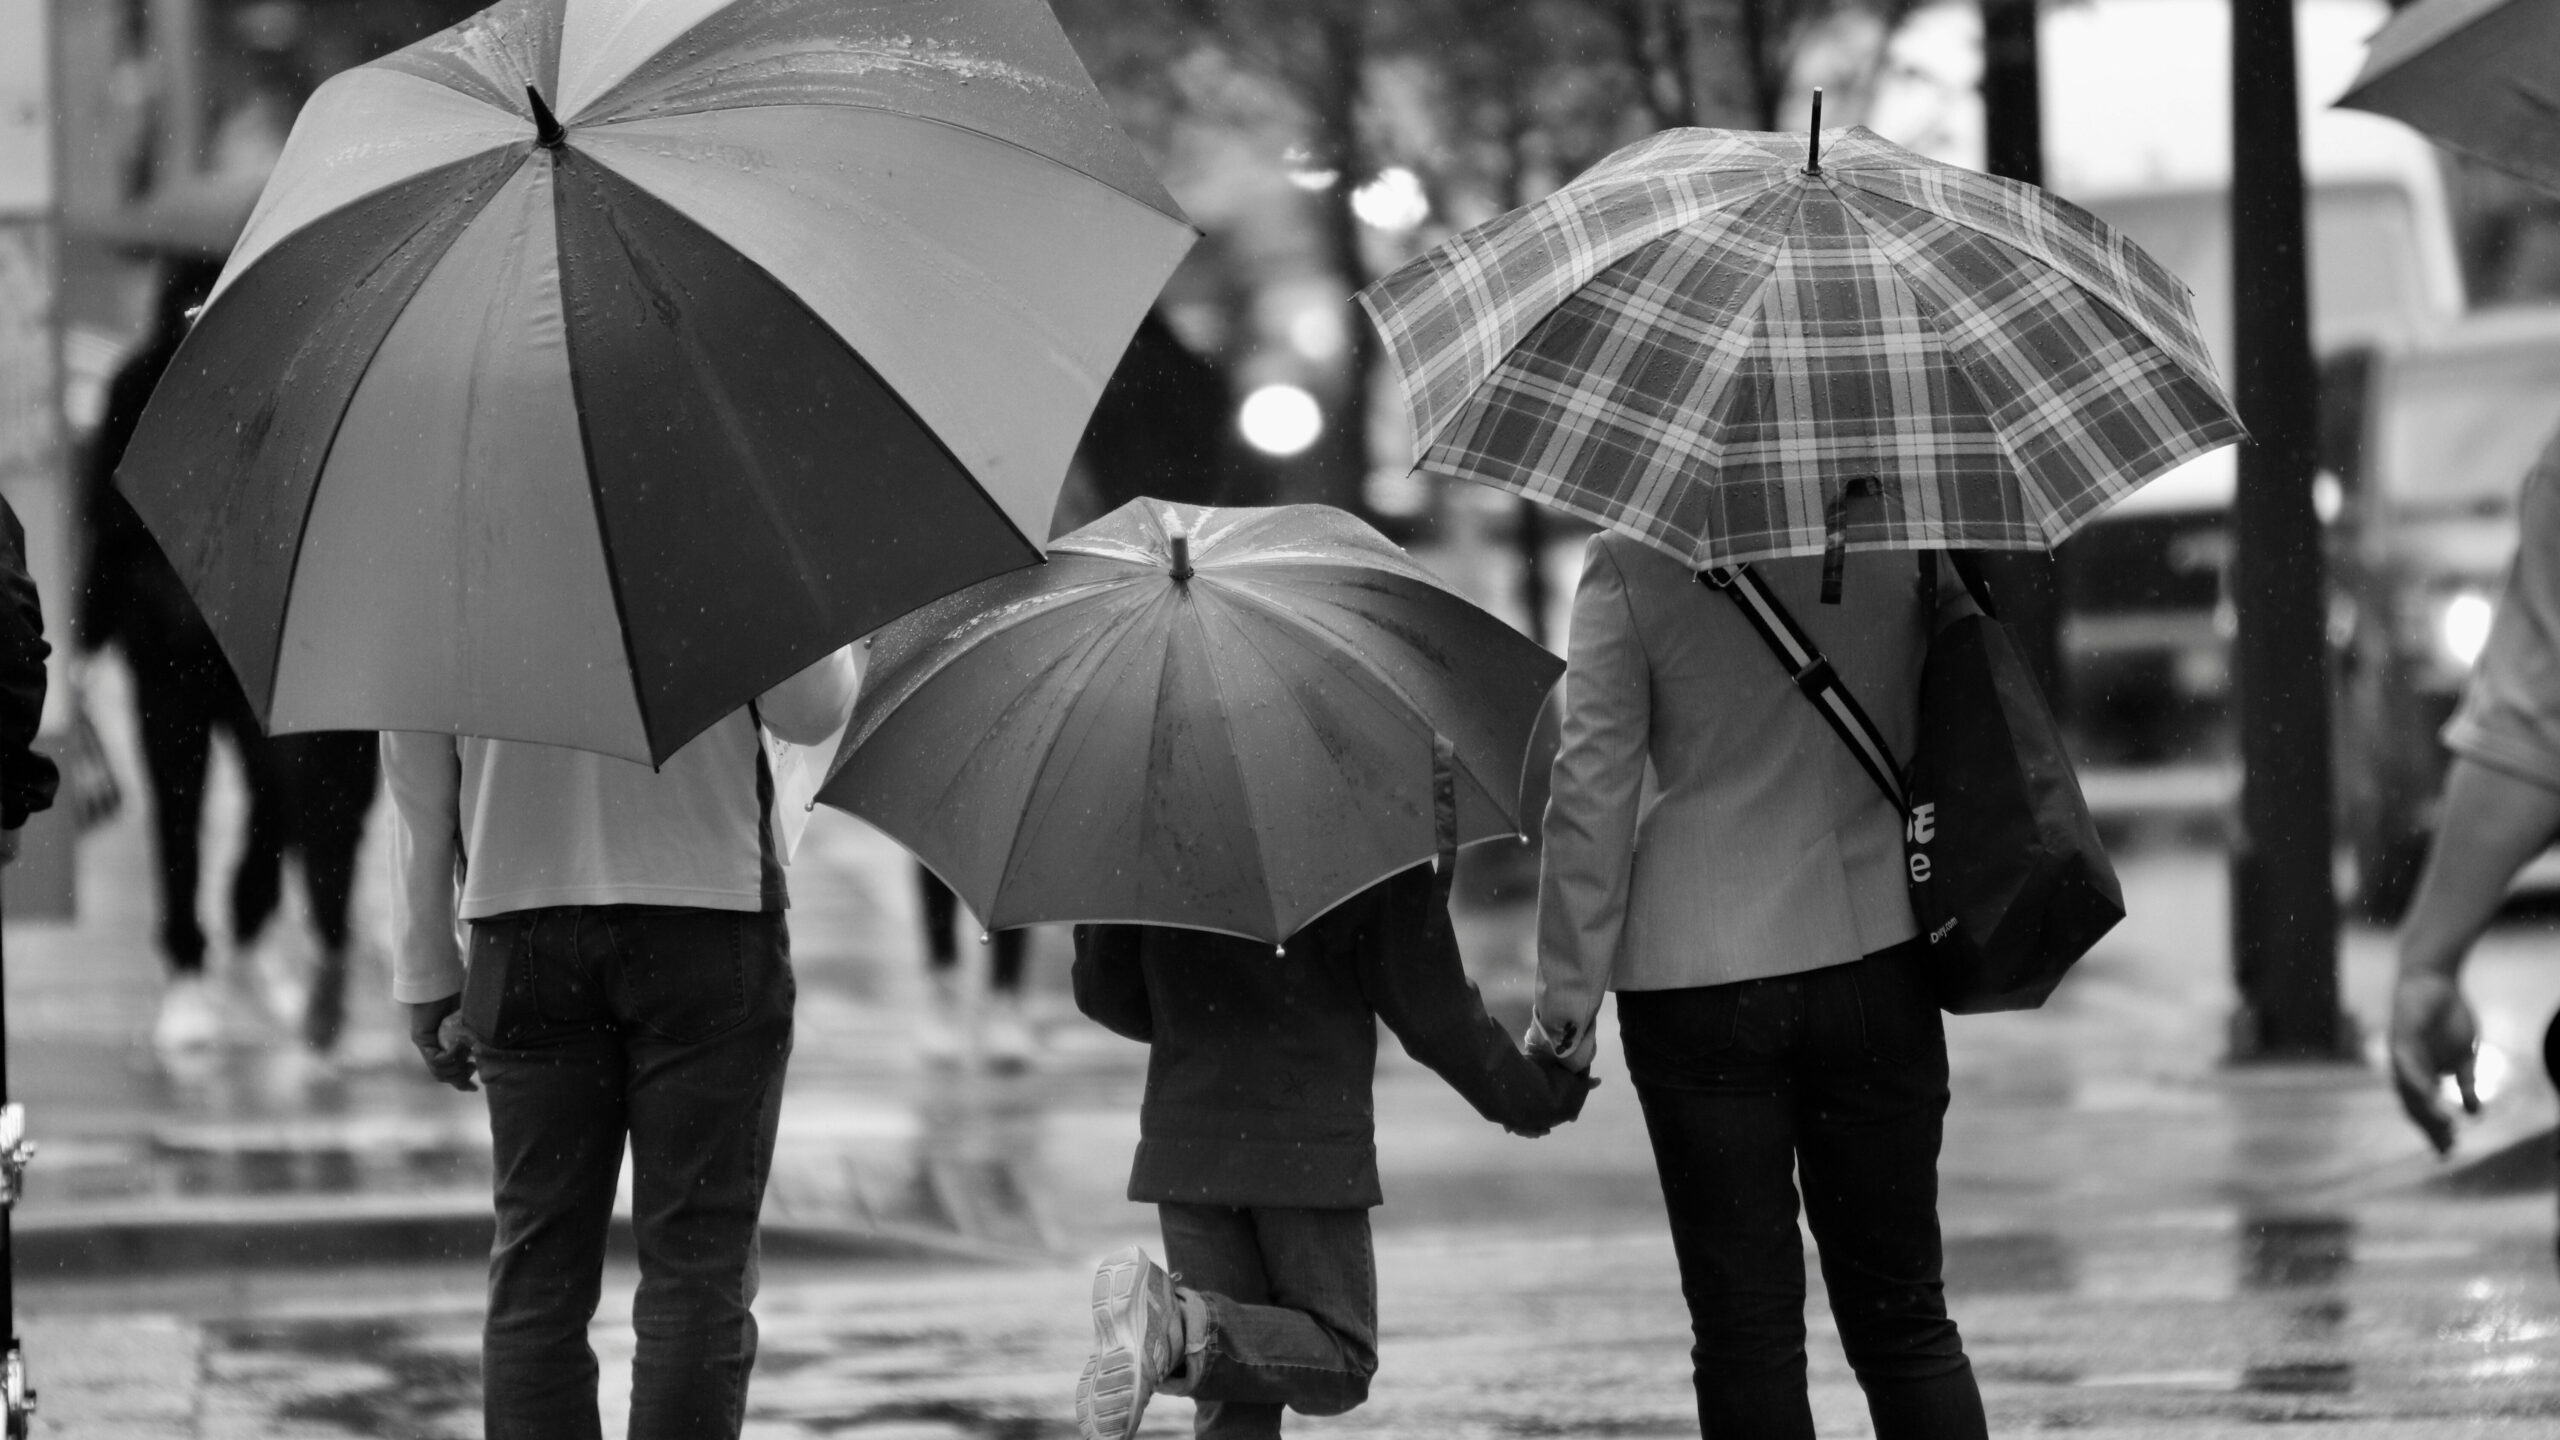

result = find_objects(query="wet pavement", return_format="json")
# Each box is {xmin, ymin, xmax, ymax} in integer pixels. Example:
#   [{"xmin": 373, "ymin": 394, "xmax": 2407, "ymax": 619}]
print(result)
[{"xmin": 10, "ymin": 683, "xmax": 2560, "ymax": 1435}]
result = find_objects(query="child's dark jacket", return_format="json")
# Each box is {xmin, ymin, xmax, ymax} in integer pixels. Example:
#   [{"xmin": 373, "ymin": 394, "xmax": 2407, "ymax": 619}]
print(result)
[{"xmin": 1072, "ymin": 861, "xmax": 1562, "ymax": 1210}]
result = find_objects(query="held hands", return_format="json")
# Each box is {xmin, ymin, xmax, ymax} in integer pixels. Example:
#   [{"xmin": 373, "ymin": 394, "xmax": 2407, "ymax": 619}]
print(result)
[
  {"xmin": 408, "ymin": 994, "xmax": 479, "ymax": 1092},
  {"xmin": 2389, "ymin": 970, "xmax": 2480, "ymax": 1156},
  {"xmin": 1506, "ymin": 1016, "xmax": 1601, "ymax": 1138}
]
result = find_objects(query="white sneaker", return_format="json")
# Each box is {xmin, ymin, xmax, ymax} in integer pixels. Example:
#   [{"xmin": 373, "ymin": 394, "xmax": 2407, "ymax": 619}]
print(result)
[
  {"xmin": 153, "ymin": 973, "xmax": 222, "ymax": 1053},
  {"xmin": 915, "ymin": 968, "xmax": 965, "ymax": 1065},
  {"xmin": 981, "ymin": 990, "xmax": 1038, "ymax": 1071},
  {"xmin": 1078, "ymin": 1247, "xmax": 1179, "ymax": 1440}
]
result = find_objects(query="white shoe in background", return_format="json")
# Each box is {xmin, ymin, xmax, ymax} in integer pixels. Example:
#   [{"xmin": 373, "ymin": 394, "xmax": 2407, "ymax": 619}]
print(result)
[
  {"xmin": 981, "ymin": 989, "xmax": 1038, "ymax": 1071},
  {"xmin": 916, "ymin": 967, "xmax": 966, "ymax": 1065},
  {"xmin": 153, "ymin": 973, "xmax": 222, "ymax": 1053}
]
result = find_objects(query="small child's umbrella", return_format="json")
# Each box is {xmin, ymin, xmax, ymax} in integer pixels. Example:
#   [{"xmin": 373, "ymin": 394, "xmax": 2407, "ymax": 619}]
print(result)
[
  {"xmin": 819, "ymin": 499, "xmax": 1564, "ymax": 944},
  {"xmin": 117, "ymin": 0, "xmax": 1195, "ymax": 766}
]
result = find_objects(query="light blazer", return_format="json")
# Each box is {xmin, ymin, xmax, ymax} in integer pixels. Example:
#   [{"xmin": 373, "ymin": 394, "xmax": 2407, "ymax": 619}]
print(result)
[{"xmin": 1534, "ymin": 533, "xmax": 1968, "ymax": 1046}]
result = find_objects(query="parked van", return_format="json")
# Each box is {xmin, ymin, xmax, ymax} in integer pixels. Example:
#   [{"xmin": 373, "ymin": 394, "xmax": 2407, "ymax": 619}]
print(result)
[
  {"xmin": 1865, "ymin": 0, "xmax": 2468, "ymax": 760},
  {"xmin": 2328, "ymin": 309, "xmax": 2560, "ymax": 916}
]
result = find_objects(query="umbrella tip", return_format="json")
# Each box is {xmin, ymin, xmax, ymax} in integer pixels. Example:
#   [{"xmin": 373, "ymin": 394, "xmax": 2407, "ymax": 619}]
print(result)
[
  {"xmin": 526, "ymin": 85, "xmax": 566, "ymax": 149},
  {"xmin": 1169, "ymin": 533, "xmax": 1194, "ymax": 582},
  {"xmin": 1807, "ymin": 88, "xmax": 1823, "ymax": 175}
]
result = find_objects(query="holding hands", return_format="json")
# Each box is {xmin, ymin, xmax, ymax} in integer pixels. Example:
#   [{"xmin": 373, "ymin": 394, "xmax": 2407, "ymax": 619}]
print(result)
[{"xmin": 1505, "ymin": 1013, "xmax": 1600, "ymax": 1138}]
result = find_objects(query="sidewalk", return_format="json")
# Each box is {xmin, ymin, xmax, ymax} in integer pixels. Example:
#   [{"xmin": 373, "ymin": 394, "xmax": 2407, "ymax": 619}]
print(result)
[{"xmin": 9, "ymin": 712, "xmax": 2560, "ymax": 1434}]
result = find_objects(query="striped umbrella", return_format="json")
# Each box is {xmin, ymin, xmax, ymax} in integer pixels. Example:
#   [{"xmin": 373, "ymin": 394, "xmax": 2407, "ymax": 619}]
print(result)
[
  {"xmin": 2339, "ymin": 0, "xmax": 2560, "ymax": 197},
  {"xmin": 1359, "ymin": 124, "xmax": 2243, "ymax": 581},
  {"xmin": 119, "ymin": 0, "xmax": 1195, "ymax": 765}
]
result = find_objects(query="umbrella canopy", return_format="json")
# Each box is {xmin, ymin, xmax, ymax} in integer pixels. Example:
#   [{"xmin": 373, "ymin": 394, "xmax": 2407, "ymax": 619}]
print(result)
[
  {"xmin": 819, "ymin": 499, "xmax": 1564, "ymax": 943},
  {"xmin": 1359, "ymin": 125, "xmax": 2243, "ymax": 574},
  {"xmin": 2339, "ymin": 0, "xmax": 2560, "ymax": 196},
  {"xmin": 119, "ymin": 0, "xmax": 1195, "ymax": 765}
]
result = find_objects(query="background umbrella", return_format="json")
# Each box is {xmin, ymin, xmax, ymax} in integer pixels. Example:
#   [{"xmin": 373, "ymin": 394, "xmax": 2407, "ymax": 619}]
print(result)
[
  {"xmin": 2339, "ymin": 0, "xmax": 2560, "ymax": 196},
  {"xmin": 820, "ymin": 499, "xmax": 1564, "ymax": 944},
  {"xmin": 119, "ymin": 0, "xmax": 1195, "ymax": 765},
  {"xmin": 1359, "ymin": 124, "xmax": 2243, "ymax": 577}
]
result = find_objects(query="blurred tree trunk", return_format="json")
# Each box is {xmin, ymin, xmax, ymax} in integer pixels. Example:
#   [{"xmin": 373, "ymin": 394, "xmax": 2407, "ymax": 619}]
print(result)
[
  {"xmin": 2227, "ymin": 0, "xmax": 2343, "ymax": 1060},
  {"xmin": 1305, "ymin": 6, "xmax": 1375, "ymax": 515}
]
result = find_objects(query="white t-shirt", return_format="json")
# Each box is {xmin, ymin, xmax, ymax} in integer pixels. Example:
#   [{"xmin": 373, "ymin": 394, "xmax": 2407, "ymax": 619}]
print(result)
[{"xmin": 384, "ymin": 646, "xmax": 862, "ymax": 1002}]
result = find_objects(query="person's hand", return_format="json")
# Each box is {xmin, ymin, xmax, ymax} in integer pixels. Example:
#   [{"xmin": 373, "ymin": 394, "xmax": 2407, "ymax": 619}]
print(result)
[
  {"xmin": 1536, "ymin": 1049, "xmax": 1598, "ymax": 1125},
  {"xmin": 408, "ymin": 994, "xmax": 478, "ymax": 1092},
  {"xmin": 2390, "ymin": 969, "xmax": 2479, "ymax": 1155},
  {"xmin": 1523, "ymin": 1014, "xmax": 1597, "ymax": 1073}
]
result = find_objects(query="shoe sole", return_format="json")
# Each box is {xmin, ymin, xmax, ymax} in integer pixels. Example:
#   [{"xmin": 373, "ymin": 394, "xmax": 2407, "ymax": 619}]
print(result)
[{"xmin": 1082, "ymin": 1247, "xmax": 1167, "ymax": 1440}]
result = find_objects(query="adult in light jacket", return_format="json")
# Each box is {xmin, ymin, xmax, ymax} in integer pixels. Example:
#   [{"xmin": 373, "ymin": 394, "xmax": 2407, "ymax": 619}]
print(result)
[
  {"xmin": 387, "ymin": 645, "xmax": 860, "ymax": 1440},
  {"xmin": 1532, "ymin": 533, "xmax": 1987, "ymax": 1440}
]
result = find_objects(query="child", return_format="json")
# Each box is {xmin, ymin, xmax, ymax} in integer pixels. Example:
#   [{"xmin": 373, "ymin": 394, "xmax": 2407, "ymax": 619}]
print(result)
[{"xmin": 1069, "ymin": 855, "xmax": 1593, "ymax": 1440}]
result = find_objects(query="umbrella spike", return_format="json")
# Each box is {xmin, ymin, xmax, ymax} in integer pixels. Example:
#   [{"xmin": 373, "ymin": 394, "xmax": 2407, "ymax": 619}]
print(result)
[
  {"xmin": 1807, "ymin": 88, "xmax": 1823, "ymax": 175},
  {"xmin": 526, "ymin": 85, "xmax": 566, "ymax": 149},
  {"xmin": 1169, "ymin": 533, "xmax": 1194, "ymax": 582}
]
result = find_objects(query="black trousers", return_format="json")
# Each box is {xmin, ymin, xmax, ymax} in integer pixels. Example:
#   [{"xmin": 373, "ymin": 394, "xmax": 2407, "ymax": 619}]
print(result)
[
  {"xmin": 1618, "ymin": 944, "xmax": 1987, "ymax": 1440},
  {"xmin": 916, "ymin": 864, "xmax": 1024, "ymax": 991},
  {"xmin": 126, "ymin": 631, "xmax": 283, "ymax": 973},
  {"xmin": 269, "ymin": 730, "xmax": 380, "ymax": 951}
]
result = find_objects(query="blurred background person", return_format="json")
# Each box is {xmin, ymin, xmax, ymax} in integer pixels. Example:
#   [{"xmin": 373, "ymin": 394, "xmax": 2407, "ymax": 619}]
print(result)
[
  {"xmin": 915, "ymin": 866, "xmax": 1035, "ymax": 1068},
  {"xmin": 77, "ymin": 256, "xmax": 290, "ymax": 1056}
]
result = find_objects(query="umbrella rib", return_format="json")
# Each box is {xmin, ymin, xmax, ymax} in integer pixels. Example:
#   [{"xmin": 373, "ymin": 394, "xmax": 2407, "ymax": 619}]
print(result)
[
  {"xmin": 583, "ymin": 102, "xmax": 1195, "ymax": 230},
  {"xmin": 1388, "ymin": 168, "xmax": 1800, "ymax": 463},
  {"xmin": 977, "ymin": 584, "xmax": 1184, "ymax": 925},
  {"xmin": 1826, "ymin": 171, "xmax": 2229, "ymax": 407},
  {"xmin": 566, "ymin": 145, "xmax": 1047, "ymax": 570},
  {"xmin": 1178, "ymin": 594, "xmax": 1287, "ymax": 940},
  {"xmin": 1204, "ymin": 578, "xmax": 1514, "ymax": 828},
  {"xmin": 1187, "ymin": 589, "xmax": 1517, "ymax": 936},
  {"xmin": 253, "ymin": 145, "xmax": 536, "ymax": 722}
]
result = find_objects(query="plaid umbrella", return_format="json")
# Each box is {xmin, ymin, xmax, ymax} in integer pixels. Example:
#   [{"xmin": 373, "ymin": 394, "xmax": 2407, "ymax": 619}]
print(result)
[
  {"xmin": 2338, "ymin": 0, "xmax": 2560, "ymax": 197},
  {"xmin": 1360, "ymin": 126, "xmax": 2244, "ymax": 575}
]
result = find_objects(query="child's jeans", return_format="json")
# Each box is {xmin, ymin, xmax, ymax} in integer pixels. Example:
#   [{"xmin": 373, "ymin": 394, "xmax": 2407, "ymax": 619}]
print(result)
[{"xmin": 1157, "ymin": 1203, "xmax": 1378, "ymax": 1438}]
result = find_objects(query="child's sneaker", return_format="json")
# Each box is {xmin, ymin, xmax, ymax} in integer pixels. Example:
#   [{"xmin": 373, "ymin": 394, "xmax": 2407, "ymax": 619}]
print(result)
[{"xmin": 1079, "ymin": 1247, "xmax": 1178, "ymax": 1440}]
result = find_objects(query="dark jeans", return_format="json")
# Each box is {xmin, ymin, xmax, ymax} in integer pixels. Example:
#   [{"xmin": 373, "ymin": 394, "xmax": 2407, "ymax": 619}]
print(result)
[
  {"xmin": 126, "ymin": 630, "xmax": 283, "ymax": 973},
  {"xmin": 916, "ymin": 864, "xmax": 1024, "ymax": 990},
  {"xmin": 1157, "ymin": 1202, "xmax": 1378, "ymax": 1438},
  {"xmin": 462, "ymin": 905, "xmax": 795, "ymax": 1440},
  {"xmin": 269, "ymin": 730, "xmax": 379, "ymax": 951},
  {"xmin": 1618, "ymin": 944, "xmax": 1987, "ymax": 1440}
]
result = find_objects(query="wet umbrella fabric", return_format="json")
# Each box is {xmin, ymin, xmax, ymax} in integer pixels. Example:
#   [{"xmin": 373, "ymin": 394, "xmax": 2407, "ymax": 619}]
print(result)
[
  {"xmin": 117, "ymin": 0, "xmax": 1195, "ymax": 766},
  {"xmin": 819, "ymin": 500, "xmax": 1564, "ymax": 944},
  {"xmin": 1358, "ymin": 126, "xmax": 2243, "ymax": 573},
  {"xmin": 2339, "ymin": 0, "xmax": 2560, "ymax": 197}
]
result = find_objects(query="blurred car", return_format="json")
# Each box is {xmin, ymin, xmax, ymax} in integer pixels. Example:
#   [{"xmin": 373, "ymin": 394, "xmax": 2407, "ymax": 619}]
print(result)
[{"xmin": 2329, "ymin": 308, "xmax": 2560, "ymax": 919}]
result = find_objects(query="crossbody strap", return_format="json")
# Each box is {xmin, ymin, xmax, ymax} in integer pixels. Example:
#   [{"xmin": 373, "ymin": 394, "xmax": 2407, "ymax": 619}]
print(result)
[{"xmin": 1700, "ymin": 564, "xmax": 1908, "ymax": 814}]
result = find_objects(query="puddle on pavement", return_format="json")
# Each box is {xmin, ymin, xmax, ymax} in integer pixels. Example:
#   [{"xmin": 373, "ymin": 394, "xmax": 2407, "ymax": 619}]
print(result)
[
  {"xmin": 2239, "ymin": 1213, "xmax": 2354, "ymax": 1290},
  {"xmin": 216, "ymin": 1315, "xmax": 480, "ymax": 1438}
]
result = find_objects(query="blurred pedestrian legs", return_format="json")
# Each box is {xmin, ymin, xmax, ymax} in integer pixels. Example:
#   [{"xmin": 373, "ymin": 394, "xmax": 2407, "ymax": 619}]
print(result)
[
  {"xmin": 916, "ymin": 864, "xmax": 1035, "ymax": 1068},
  {"xmin": 77, "ymin": 256, "xmax": 290, "ymax": 1057}
]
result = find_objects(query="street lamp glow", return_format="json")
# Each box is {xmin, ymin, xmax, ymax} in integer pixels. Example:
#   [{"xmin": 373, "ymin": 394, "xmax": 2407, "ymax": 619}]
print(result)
[
  {"xmin": 1239, "ymin": 385, "xmax": 1322, "ymax": 457},
  {"xmin": 1352, "ymin": 167, "xmax": 1430, "ymax": 232},
  {"xmin": 2438, "ymin": 590, "xmax": 2495, "ymax": 669}
]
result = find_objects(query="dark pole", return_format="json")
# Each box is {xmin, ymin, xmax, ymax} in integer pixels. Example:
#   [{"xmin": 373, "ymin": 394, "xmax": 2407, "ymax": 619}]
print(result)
[
  {"xmin": 1974, "ymin": 0, "xmax": 2064, "ymax": 700},
  {"xmin": 2228, "ymin": 0, "xmax": 2343, "ymax": 1059}
]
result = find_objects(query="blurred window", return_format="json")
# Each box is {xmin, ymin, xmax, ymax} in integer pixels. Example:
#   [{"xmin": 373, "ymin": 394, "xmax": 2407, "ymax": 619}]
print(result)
[
  {"xmin": 2080, "ymin": 182, "xmax": 2435, "ymax": 379},
  {"xmin": 2377, "ymin": 338, "xmax": 2560, "ymax": 513}
]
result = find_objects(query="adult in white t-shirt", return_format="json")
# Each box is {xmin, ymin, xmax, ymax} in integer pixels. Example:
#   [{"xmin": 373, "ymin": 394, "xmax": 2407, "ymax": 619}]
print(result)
[{"xmin": 384, "ymin": 644, "xmax": 860, "ymax": 1440}]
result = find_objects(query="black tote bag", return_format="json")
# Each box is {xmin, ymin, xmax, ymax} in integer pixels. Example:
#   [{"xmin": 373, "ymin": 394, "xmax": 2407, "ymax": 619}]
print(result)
[{"xmin": 1705, "ymin": 554, "xmax": 2123, "ymax": 1013}]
